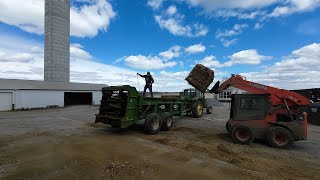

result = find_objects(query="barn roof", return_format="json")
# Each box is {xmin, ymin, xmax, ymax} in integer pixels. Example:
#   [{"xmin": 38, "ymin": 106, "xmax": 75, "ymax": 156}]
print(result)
[{"xmin": 0, "ymin": 79, "xmax": 106, "ymax": 91}]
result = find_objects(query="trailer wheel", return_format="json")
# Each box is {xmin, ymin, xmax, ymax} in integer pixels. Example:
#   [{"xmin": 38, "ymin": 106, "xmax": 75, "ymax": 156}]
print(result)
[
  {"xmin": 160, "ymin": 112, "xmax": 173, "ymax": 131},
  {"xmin": 192, "ymin": 100, "xmax": 204, "ymax": 118},
  {"xmin": 144, "ymin": 113, "xmax": 161, "ymax": 135},
  {"xmin": 267, "ymin": 127, "xmax": 294, "ymax": 149},
  {"xmin": 206, "ymin": 106, "xmax": 213, "ymax": 114},
  {"xmin": 231, "ymin": 126, "xmax": 254, "ymax": 144}
]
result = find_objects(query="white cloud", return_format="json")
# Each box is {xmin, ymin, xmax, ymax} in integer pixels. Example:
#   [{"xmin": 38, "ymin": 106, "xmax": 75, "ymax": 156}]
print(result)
[
  {"xmin": 166, "ymin": 5, "xmax": 177, "ymax": 16},
  {"xmin": 152, "ymin": 5, "xmax": 208, "ymax": 37},
  {"xmin": 193, "ymin": 23, "xmax": 209, "ymax": 36},
  {"xmin": 185, "ymin": 44, "xmax": 206, "ymax": 54},
  {"xmin": 155, "ymin": 15, "xmax": 187, "ymax": 36},
  {"xmin": 0, "ymin": 52, "xmax": 34, "ymax": 63},
  {"xmin": 125, "ymin": 45, "xmax": 185, "ymax": 70},
  {"xmin": 292, "ymin": 43, "xmax": 320, "ymax": 59},
  {"xmin": 241, "ymin": 43, "xmax": 320, "ymax": 89},
  {"xmin": 0, "ymin": 34, "xmax": 41, "ymax": 53},
  {"xmin": 156, "ymin": 71, "xmax": 192, "ymax": 91},
  {"xmin": 0, "ymin": 0, "xmax": 44, "ymax": 34},
  {"xmin": 154, "ymin": 15, "xmax": 208, "ymax": 37},
  {"xmin": 254, "ymin": 23, "xmax": 263, "ymax": 30},
  {"xmin": 228, "ymin": 49, "xmax": 272, "ymax": 65},
  {"xmin": 70, "ymin": 0, "xmax": 116, "ymax": 38},
  {"xmin": 160, "ymin": 71, "xmax": 189, "ymax": 80},
  {"xmin": 216, "ymin": 24, "xmax": 248, "ymax": 39},
  {"xmin": 267, "ymin": 0, "xmax": 320, "ymax": 18},
  {"xmin": 214, "ymin": 9, "xmax": 266, "ymax": 19},
  {"xmin": 0, "ymin": 0, "xmax": 116, "ymax": 38},
  {"xmin": 70, "ymin": 44, "xmax": 92, "ymax": 59},
  {"xmin": 124, "ymin": 55, "xmax": 177, "ymax": 70},
  {"xmin": 196, "ymin": 49, "xmax": 271, "ymax": 68},
  {"xmin": 197, "ymin": 55, "xmax": 224, "ymax": 68},
  {"xmin": 147, "ymin": 0, "xmax": 165, "ymax": 9},
  {"xmin": 184, "ymin": 0, "xmax": 279, "ymax": 11},
  {"xmin": 182, "ymin": 0, "xmax": 277, "ymax": 20},
  {"xmin": 180, "ymin": 0, "xmax": 320, "ymax": 31},
  {"xmin": 216, "ymin": 24, "xmax": 248, "ymax": 47},
  {"xmin": 159, "ymin": 45, "xmax": 181, "ymax": 60},
  {"xmin": 220, "ymin": 38, "xmax": 238, "ymax": 47}
]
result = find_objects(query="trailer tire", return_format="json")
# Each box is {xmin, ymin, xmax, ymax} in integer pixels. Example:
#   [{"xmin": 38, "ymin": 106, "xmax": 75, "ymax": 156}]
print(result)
[
  {"xmin": 192, "ymin": 100, "xmax": 204, "ymax": 118},
  {"xmin": 160, "ymin": 112, "xmax": 173, "ymax": 131},
  {"xmin": 206, "ymin": 106, "xmax": 213, "ymax": 114},
  {"xmin": 231, "ymin": 126, "xmax": 254, "ymax": 144},
  {"xmin": 267, "ymin": 127, "xmax": 294, "ymax": 149},
  {"xmin": 144, "ymin": 113, "xmax": 161, "ymax": 135}
]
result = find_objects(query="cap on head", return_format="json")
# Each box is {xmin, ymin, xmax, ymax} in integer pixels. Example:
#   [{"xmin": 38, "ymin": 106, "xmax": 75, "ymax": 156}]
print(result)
[{"xmin": 147, "ymin": 72, "xmax": 150, "ymax": 75}]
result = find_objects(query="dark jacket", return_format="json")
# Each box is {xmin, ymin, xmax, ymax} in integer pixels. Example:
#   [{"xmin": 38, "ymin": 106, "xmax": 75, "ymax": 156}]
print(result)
[{"xmin": 139, "ymin": 74, "xmax": 154, "ymax": 87}]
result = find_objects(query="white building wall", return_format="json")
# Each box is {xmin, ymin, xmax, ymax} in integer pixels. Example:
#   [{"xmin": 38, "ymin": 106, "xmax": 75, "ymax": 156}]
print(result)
[
  {"xmin": 92, "ymin": 91, "xmax": 102, "ymax": 105},
  {"xmin": 217, "ymin": 87, "xmax": 247, "ymax": 102},
  {"xmin": 15, "ymin": 90, "xmax": 64, "ymax": 109},
  {"xmin": 1, "ymin": 89, "xmax": 103, "ymax": 111},
  {"xmin": 0, "ymin": 92, "xmax": 13, "ymax": 111},
  {"xmin": 205, "ymin": 93, "xmax": 215, "ymax": 99}
]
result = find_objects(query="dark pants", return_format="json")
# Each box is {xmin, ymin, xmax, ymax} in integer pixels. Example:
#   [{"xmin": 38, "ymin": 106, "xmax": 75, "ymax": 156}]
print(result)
[{"xmin": 143, "ymin": 85, "xmax": 153, "ymax": 98}]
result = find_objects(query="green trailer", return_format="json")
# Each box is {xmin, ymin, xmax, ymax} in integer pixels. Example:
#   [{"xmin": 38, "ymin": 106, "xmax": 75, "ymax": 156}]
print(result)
[{"xmin": 95, "ymin": 85, "xmax": 213, "ymax": 134}]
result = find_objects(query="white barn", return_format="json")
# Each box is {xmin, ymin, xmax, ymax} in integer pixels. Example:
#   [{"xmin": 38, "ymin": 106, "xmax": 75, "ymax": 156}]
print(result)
[
  {"xmin": 217, "ymin": 86, "xmax": 247, "ymax": 102},
  {"xmin": 0, "ymin": 79, "xmax": 105, "ymax": 111}
]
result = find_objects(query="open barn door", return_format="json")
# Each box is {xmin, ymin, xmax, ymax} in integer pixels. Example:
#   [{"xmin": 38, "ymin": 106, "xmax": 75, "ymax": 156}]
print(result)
[{"xmin": 64, "ymin": 92, "xmax": 92, "ymax": 106}]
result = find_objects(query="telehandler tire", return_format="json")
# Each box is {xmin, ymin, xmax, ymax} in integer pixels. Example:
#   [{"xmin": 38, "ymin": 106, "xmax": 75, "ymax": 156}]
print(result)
[
  {"xmin": 160, "ymin": 112, "xmax": 173, "ymax": 131},
  {"xmin": 267, "ymin": 126, "xmax": 294, "ymax": 149},
  {"xmin": 144, "ymin": 113, "xmax": 160, "ymax": 135},
  {"xmin": 231, "ymin": 126, "xmax": 254, "ymax": 144},
  {"xmin": 192, "ymin": 100, "xmax": 204, "ymax": 118}
]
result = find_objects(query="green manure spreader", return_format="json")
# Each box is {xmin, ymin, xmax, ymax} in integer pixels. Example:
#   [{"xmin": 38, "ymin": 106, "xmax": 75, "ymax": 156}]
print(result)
[{"xmin": 95, "ymin": 85, "xmax": 213, "ymax": 135}]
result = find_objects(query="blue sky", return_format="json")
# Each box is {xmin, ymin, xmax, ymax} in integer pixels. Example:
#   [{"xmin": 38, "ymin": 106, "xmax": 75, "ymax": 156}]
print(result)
[{"xmin": 0, "ymin": 0, "xmax": 320, "ymax": 91}]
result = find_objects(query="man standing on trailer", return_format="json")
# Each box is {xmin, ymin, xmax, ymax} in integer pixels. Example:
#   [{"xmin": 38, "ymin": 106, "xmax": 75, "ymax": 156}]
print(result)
[{"xmin": 137, "ymin": 72, "xmax": 154, "ymax": 98}]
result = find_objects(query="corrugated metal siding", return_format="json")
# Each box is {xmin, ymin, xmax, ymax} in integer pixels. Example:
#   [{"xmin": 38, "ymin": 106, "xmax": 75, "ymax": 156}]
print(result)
[
  {"xmin": 0, "ymin": 92, "xmax": 13, "ymax": 111},
  {"xmin": 0, "ymin": 79, "xmax": 106, "ymax": 91},
  {"xmin": 15, "ymin": 91, "xmax": 64, "ymax": 109}
]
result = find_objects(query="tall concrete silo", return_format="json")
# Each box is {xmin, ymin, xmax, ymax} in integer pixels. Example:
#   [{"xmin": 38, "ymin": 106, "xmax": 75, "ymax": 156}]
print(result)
[{"xmin": 44, "ymin": 0, "xmax": 70, "ymax": 82}]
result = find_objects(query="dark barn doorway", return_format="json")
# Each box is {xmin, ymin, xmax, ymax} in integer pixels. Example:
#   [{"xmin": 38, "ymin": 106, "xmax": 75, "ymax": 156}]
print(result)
[{"xmin": 64, "ymin": 92, "xmax": 92, "ymax": 106}]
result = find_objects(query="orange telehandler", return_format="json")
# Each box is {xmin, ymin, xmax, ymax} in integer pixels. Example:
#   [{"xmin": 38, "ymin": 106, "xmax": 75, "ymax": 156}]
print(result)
[{"xmin": 211, "ymin": 74, "xmax": 310, "ymax": 148}]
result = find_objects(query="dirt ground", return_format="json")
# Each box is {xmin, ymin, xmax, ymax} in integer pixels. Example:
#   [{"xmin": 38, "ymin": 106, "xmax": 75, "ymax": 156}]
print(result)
[{"xmin": 1, "ymin": 103, "xmax": 320, "ymax": 180}]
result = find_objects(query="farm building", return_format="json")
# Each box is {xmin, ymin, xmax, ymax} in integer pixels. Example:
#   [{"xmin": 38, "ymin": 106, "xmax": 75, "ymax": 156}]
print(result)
[
  {"xmin": 217, "ymin": 87, "xmax": 246, "ymax": 102},
  {"xmin": 0, "ymin": 79, "xmax": 105, "ymax": 111}
]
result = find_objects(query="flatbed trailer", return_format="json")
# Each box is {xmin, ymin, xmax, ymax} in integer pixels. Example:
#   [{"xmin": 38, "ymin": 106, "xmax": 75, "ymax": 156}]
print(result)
[{"xmin": 95, "ymin": 85, "xmax": 212, "ymax": 134}]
